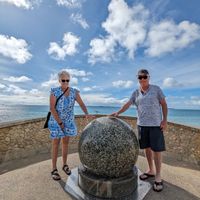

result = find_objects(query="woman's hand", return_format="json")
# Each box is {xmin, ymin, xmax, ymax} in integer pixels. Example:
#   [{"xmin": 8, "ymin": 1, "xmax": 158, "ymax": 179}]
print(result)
[
  {"xmin": 85, "ymin": 114, "xmax": 95, "ymax": 120},
  {"xmin": 58, "ymin": 122, "xmax": 64, "ymax": 130}
]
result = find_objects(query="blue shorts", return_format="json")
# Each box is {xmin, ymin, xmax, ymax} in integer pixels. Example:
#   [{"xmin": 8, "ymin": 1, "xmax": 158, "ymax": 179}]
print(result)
[{"xmin": 137, "ymin": 126, "xmax": 166, "ymax": 152}]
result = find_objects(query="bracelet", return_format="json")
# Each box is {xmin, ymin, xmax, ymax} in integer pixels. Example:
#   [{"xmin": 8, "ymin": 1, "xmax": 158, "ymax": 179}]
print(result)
[{"xmin": 58, "ymin": 122, "xmax": 63, "ymax": 125}]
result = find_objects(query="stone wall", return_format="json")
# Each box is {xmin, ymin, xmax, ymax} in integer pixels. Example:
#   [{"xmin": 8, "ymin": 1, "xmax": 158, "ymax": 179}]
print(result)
[{"xmin": 0, "ymin": 115, "xmax": 200, "ymax": 167}]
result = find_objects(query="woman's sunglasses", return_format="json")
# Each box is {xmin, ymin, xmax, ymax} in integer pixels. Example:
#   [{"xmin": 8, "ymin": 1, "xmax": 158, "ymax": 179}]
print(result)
[
  {"xmin": 138, "ymin": 75, "xmax": 148, "ymax": 80},
  {"xmin": 61, "ymin": 79, "xmax": 70, "ymax": 83}
]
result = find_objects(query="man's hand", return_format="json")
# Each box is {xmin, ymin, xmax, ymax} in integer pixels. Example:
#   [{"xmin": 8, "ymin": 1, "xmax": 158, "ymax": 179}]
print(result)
[
  {"xmin": 160, "ymin": 120, "xmax": 167, "ymax": 131},
  {"xmin": 109, "ymin": 112, "xmax": 119, "ymax": 117}
]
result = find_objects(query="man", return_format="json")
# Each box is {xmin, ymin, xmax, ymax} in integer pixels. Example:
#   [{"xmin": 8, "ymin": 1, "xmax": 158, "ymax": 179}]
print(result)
[{"xmin": 111, "ymin": 69, "xmax": 167, "ymax": 192}]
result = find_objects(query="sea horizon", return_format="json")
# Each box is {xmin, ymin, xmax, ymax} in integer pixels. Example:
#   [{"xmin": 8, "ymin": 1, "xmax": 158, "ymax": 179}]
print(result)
[
  {"xmin": 1, "ymin": 103, "xmax": 200, "ymax": 111},
  {"xmin": 0, "ymin": 104, "xmax": 200, "ymax": 128}
]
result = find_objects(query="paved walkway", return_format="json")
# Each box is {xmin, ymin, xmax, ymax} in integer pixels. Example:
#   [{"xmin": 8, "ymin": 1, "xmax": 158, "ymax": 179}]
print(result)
[{"xmin": 0, "ymin": 153, "xmax": 200, "ymax": 200}]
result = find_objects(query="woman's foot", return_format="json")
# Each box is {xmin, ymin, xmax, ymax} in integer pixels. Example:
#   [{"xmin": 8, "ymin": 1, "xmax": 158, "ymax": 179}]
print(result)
[
  {"xmin": 51, "ymin": 169, "xmax": 61, "ymax": 181},
  {"xmin": 62, "ymin": 164, "xmax": 71, "ymax": 175},
  {"xmin": 139, "ymin": 173, "xmax": 155, "ymax": 180}
]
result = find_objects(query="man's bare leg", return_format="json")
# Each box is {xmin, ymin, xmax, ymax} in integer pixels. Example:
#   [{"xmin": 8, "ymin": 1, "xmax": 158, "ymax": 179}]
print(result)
[
  {"xmin": 153, "ymin": 151, "xmax": 162, "ymax": 182},
  {"xmin": 144, "ymin": 147, "xmax": 155, "ymax": 175}
]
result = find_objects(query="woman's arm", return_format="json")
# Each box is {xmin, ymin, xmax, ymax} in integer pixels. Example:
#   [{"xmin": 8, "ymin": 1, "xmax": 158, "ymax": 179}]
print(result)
[{"xmin": 75, "ymin": 92, "xmax": 89, "ymax": 115}]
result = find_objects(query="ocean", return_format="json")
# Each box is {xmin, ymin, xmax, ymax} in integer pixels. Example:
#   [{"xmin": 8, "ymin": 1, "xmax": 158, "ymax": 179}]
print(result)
[{"xmin": 0, "ymin": 104, "xmax": 199, "ymax": 128}]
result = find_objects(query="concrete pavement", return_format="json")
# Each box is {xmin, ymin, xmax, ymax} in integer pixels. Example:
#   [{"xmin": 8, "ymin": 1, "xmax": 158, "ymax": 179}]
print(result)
[{"xmin": 0, "ymin": 153, "xmax": 200, "ymax": 200}]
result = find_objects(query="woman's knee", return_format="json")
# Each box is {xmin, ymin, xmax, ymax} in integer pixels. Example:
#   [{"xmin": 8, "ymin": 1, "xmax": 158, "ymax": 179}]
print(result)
[
  {"xmin": 52, "ymin": 139, "xmax": 60, "ymax": 147},
  {"xmin": 62, "ymin": 136, "xmax": 69, "ymax": 145}
]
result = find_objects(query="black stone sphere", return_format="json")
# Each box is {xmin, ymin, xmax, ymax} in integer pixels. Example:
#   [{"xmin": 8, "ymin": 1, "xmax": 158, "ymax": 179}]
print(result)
[{"xmin": 78, "ymin": 117, "xmax": 139, "ymax": 178}]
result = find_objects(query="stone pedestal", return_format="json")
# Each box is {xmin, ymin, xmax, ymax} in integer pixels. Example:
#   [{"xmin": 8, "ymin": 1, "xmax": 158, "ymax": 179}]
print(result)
[
  {"xmin": 65, "ymin": 167, "xmax": 152, "ymax": 200},
  {"xmin": 78, "ymin": 165, "xmax": 138, "ymax": 199}
]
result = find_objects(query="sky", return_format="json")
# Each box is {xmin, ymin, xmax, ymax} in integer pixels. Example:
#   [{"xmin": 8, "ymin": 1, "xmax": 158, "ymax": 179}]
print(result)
[{"xmin": 0, "ymin": 0, "xmax": 200, "ymax": 109}]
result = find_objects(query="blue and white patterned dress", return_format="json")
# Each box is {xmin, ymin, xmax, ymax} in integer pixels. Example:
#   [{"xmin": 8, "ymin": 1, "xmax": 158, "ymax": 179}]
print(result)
[{"xmin": 48, "ymin": 87, "xmax": 78, "ymax": 139}]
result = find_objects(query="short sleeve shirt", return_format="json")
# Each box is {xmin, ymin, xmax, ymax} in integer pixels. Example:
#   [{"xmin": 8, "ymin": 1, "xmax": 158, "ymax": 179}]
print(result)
[{"xmin": 130, "ymin": 85, "xmax": 165, "ymax": 126}]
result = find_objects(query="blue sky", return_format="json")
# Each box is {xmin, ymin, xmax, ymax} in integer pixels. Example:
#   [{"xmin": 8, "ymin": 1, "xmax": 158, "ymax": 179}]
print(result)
[{"xmin": 0, "ymin": 0, "xmax": 200, "ymax": 109}]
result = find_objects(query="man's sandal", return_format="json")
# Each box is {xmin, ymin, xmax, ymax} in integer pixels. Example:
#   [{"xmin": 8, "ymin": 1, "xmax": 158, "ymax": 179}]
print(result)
[
  {"xmin": 62, "ymin": 164, "xmax": 71, "ymax": 175},
  {"xmin": 139, "ymin": 173, "xmax": 155, "ymax": 180},
  {"xmin": 153, "ymin": 181, "xmax": 163, "ymax": 192},
  {"xmin": 51, "ymin": 169, "xmax": 61, "ymax": 181}
]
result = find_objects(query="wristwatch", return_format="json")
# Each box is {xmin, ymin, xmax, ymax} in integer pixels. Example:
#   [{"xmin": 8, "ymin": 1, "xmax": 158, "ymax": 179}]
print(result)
[{"xmin": 59, "ymin": 122, "xmax": 63, "ymax": 125}]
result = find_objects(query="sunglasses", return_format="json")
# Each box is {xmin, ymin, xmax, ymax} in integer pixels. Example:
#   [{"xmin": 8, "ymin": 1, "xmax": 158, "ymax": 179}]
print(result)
[
  {"xmin": 61, "ymin": 79, "xmax": 70, "ymax": 83},
  {"xmin": 138, "ymin": 75, "xmax": 148, "ymax": 80}
]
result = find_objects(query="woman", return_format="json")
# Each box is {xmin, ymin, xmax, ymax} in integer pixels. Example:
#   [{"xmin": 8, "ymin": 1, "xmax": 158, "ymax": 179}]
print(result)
[{"xmin": 48, "ymin": 70, "xmax": 90, "ymax": 180}]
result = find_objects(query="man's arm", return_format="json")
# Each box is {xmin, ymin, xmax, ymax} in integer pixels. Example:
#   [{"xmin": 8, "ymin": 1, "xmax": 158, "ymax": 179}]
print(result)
[
  {"xmin": 160, "ymin": 98, "xmax": 168, "ymax": 131},
  {"xmin": 110, "ymin": 100, "xmax": 132, "ymax": 117}
]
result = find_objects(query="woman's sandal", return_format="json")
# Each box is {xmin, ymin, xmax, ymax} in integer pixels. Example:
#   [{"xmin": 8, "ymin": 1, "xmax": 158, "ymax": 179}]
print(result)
[
  {"xmin": 139, "ymin": 173, "xmax": 155, "ymax": 180},
  {"xmin": 51, "ymin": 169, "xmax": 61, "ymax": 181},
  {"xmin": 62, "ymin": 164, "xmax": 71, "ymax": 175},
  {"xmin": 153, "ymin": 181, "xmax": 163, "ymax": 192}
]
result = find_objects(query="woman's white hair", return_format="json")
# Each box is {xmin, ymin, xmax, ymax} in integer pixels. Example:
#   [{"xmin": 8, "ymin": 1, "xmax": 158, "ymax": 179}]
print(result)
[{"xmin": 58, "ymin": 70, "xmax": 70, "ymax": 79}]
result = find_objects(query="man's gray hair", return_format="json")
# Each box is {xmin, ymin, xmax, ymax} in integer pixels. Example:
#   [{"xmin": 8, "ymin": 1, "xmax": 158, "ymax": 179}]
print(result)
[
  {"xmin": 58, "ymin": 70, "xmax": 70, "ymax": 79},
  {"xmin": 137, "ymin": 69, "xmax": 149, "ymax": 75}
]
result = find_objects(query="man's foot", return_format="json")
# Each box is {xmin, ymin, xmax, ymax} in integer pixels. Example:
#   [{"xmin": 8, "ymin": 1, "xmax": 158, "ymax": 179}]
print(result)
[
  {"xmin": 153, "ymin": 181, "xmax": 163, "ymax": 192},
  {"xmin": 139, "ymin": 173, "xmax": 155, "ymax": 180},
  {"xmin": 51, "ymin": 169, "xmax": 61, "ymax": 181},
  {"xmin": 62, "ymin": 164, "xmax": 71, "ymax": 175}
]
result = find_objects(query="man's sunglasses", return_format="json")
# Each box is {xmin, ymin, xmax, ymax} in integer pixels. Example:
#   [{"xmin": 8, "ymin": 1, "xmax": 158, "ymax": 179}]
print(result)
[
  {"xmin": 138, "ymin": 75, "xmax": 148, "ymax": 80},
  {"xmin": 61, "ymin": 79, "xmax": 70, "ymax": 83}
]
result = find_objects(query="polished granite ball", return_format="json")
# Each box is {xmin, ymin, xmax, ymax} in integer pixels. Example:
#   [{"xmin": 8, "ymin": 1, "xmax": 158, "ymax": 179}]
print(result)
[{"xmin": 78, "ymin": 117, "xmax": 139, "ymax": 178}]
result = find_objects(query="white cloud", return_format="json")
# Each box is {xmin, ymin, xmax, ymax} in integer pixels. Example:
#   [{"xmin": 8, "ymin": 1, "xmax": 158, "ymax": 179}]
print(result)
[
  {"xmin": 102, "ymin": 1, "xmax": 148, "ymax": 58},
  {"xmin": 88, "ymin": 1, "xmax": 149, "ymax": 64},
  {"xmin": 64, "ymin": 68, "xmax": 93, "ymax": 77},
  {"xmin": 29, "ymin": 89, "xmax": 42, "ymax": 96},
  {"xmin": 83, "ymin": 87, "xmax": 92, "ymax": 92},
  {"xmin": 163, "ymin": 77, "xmax": 183, "ymax": 88},
  {"xmin": 41, "ymin": 74, "xmax": 58, "ymax": 88},
  {"xmin": 146, "ymin": 20, "xmax": 200, "ymax": 56},
  {"xmin": 70, "ymin": 13, "xmax": 89, "ymax": 29},
  {"xmin": 189, "ymin": 96, "xmax": 200, "ymax": 106},
  {"xmin": 166, "ymin": 95, "xmax": 200, "ymax": 109},
  {"xmin": 82, "ymin": 86, "xmax": 99, "ymax": 92},
  {"xmin": 88, "ymin": 36, "xmax": 116, "ymax": 64},
  {"xmin": 56, "ymin": 0, "xmax": 82, "ymax": 8},
  {"xmin": 88, "ymin": 1, "xmax": 200, "ymax": 64},
  {"xmin": 82, "ymin": 77, "xmax": 89, "ymax": 82},
  {"xmin": 112, "ymin": 80, "xmax": 133, "ymax": 88},
  {"xmin": 0, "ymin": 0, "xmax": 41, "ymax": 9},
  {"xmin": 0, "ymin": 92, "xmax": 47, "ymax": 105},
  {"xmin": 48, "ymin": 32, "xmax": 80, "ymax": 60},
  {"xmin": 41, "ymin": 68, "xmax": 92, "ymax": 88},
  {"xmin": 81, "ymin": 93, "xmax": 128, "ymax": 106},
  {"xmin": 0, "ymin": 83, "xmax": 6, "ymax": 89},
  {"xmin": 5, "ymin": 84, "xmax": 27, "ymax": 95},
  {"xmin": 41, "ymin": 74, "xmax": 80, "ymax": 88},
  {"xmin": 3, "ymin": 76, "xmax": 32, "ymax": 82},
  {"xmin": 0, "ymin": 34, "xmax": 32, "ymax": 64}
]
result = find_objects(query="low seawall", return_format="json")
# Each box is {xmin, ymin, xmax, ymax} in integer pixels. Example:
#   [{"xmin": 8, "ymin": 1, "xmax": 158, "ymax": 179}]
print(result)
[{"xmin": 0, "ymin": 115, "xmax": 200, "ymax": 167}]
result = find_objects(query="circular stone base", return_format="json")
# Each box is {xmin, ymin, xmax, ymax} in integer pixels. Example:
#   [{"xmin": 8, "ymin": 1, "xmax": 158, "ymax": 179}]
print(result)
[{"xmin": 78, "ymin": 165, "xmax": 138, "ymax": 199}]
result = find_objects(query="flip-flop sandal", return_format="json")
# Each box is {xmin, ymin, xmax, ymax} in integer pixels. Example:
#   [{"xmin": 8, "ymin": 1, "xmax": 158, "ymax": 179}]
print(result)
[
  {"xmin": 153, "ymin": 181, "xmax": 163, "ymax": 192},
  {"xmin": 62, "ymin": 164, "xmax": 71, "ymax": 175},
  {"xmin": 139, "ymin": 173, "xmax": 155, "ymax": 180},
  {"xmin": 51, "ymin": 169, "xmax": 61, "ymax": 181}
]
